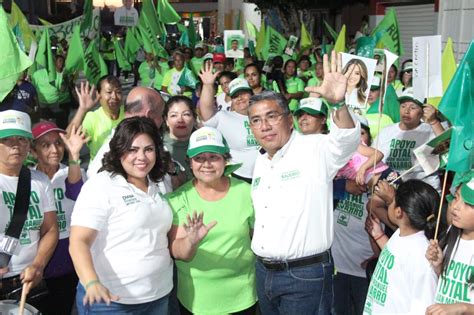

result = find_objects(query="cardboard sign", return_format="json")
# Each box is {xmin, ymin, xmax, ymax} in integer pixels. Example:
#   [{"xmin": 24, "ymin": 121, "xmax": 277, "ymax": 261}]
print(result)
[
  {"xmin": 341, "ymin": 53, "xmax": 377, "ymax": 109},
  {"xmin": 413, "ymin": 35, "xmax": 443, "ymax": 101},
  {"xmin": 224, "ymin": 30, "xmax": 245, "ymax": 59},
  {"xmin": 285, "ymin": 35, "xmax": 298, "ymax": 56},
  {"xmin": 414, "ymin": 128, "xmax": 452, "ymax": 175}
]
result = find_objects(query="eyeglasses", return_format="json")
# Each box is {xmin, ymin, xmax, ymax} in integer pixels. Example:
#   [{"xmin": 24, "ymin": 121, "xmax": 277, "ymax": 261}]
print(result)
[{"xmin": 249, "ymin": 111, "xmax": 287, "ymax": 128}]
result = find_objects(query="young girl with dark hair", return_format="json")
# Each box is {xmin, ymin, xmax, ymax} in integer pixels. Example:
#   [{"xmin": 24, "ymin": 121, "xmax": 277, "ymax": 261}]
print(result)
[
  {"xmin": 364, "ymin": 180, "xmax": 441, "ymax": 314},
  {"xmin": 425, "ymin": 173, "xmax": 474, "ymax": 314}
]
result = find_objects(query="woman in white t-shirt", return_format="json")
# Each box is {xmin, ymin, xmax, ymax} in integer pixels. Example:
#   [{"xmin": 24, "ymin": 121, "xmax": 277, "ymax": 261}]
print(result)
[
  {"xmin": 70, "ymin": 117, "xmax": 211, "ymax": 314},
  {"xmin": 363, "ymin": 179, "xmax": 441, "ymax": 314},
  {"xmin": 425, "ymin": 174, "xmax": 474, "ymax": 314},
  {"xmin": 30, "ymin": 121, "xmax": 88, "ymax": 315}
]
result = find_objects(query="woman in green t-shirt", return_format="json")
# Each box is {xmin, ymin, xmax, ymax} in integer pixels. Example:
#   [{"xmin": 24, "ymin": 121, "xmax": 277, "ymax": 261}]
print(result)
[
  {"xmin": 167, "ymin": 127, "xmax": 257, "ymax": 315},
  {"xmin": 272, "ymin": 59, "xmax": 305, "ymax": 111}
]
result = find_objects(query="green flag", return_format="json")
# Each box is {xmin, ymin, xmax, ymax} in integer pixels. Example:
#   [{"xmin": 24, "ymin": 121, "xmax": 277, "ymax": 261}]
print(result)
[
  {"xmin": 177, "ymin": 66, "xmax": 198, "ymax": 89},
  {"xmin": 261, "ymin": 25, "xmax": 287, "ymax": 61},
  {"xmin": 300, "ymin": 22, "xmax": 313, "ymax": 52},
  {"xmin": 356, "ymin": 36, "xmax": 376, "ymax": 58},
  {"xmin": 246, "ymin": 21, "xmax": 258, "ymax": 40},
  {"xmin": 0, "ymin": 6, "xmax": 32, "ymax": 102},
  {"xmin": 83, "ymin": 39, "xmax": 108, "ymax": 85},
  {"xmin": 38, "ymin": 17, "xmax": 52, "ymax": 26},
  {"xmin": 371, "ymin": 9, "xmax": 404, "ymax": 58},
  {"xmin": 124, "ymin": 27, "xmax": 141, "ymax": 63},
  {"xmin": 138, "ymin": 19, "xmax": 168, "ymax": 58},
  {"xmin": 428, "ymin": 37, "xmax": 457, "ymax": 108},
  {"xmin": 438, "ymin": 40, "xmax": 474, "ymax": 173},
  {"xmin": 334, "ymin": 24, "xmax": 346, "ymax": 53},
  {"xmin": 323, "ymin": 19, "xmax": 338, "ymax": 42},
  {"xmin": 64, "ymin": 25, "xmax": 84, "ymax": 74},
  {"xmin": 178, "ymin": 29, "xmax": 190, "ymax": 47},
  {"xmin": 10, "ymin": 1, "xmax": 36, "ymax": 51},
  {"xmin": 187, "ymin": 14, "xmax": 197, "ymax": 48},
  {"xmin": 114, "ymin": 38, "xmax": 131, "ymax": 72},
  {"xmin": 255, "ymin": 19, "xmax": 266, "ymax": 60},
  {"xmin": 176, "ymin": 22, "xmax": 187, "ymax": 33},
  {"xmin": 157, "ymin": 0, "xmax": 180, "ymax": 24},
  {"xmin": 35, "ymin": 28, "xmax": 56, "ymax": 83},
  {"xmin": 80, "ymin": 0, "xmax": 93, "ymax": 33},
  {"xmin": 140, "ymin": 0, "xmax": 166, "ymax": 38}
]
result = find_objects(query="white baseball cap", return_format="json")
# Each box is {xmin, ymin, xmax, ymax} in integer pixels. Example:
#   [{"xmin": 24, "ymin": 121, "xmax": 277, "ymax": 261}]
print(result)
[
  {"xmin": 0, "ymin": 110, "xmax": 32, "ymax": 139},
  {"xmin": 294, "ymin": 98, "xmax": 328, "ymax": 117},
  {"xmin": 187, "ymin": 127, "xmax": 230, "ymax": 158},
  {"xmin": 229, "ymin": 78, "xmax": 252, "ymax": 98}
]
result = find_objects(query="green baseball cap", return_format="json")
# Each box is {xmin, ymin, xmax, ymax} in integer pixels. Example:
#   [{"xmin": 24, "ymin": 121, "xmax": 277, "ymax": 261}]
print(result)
[
  {"xmin": 187, "ymin": 127, "xmax": 230, "ymax": 158},
  {"xmin": 398, "ymin": 87, "xmax": 424, "ymax": 107},
  {"xmin": 0, "ymin": 110, "xmax": 33, "ymax": 139},
  {"xmin": 294, "ymin": 97, "xmax": 328, "ymax": 117},
  {"xmin": 229, "ymin": 78, "xmax": 252, "ymax": 98}
]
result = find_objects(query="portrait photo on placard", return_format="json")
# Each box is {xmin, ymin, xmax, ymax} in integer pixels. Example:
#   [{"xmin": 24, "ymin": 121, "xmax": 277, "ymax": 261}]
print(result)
[
  {"xmin": 341, "ymin": 53, "xmax": 377, "ymax": 109},
  {"xmin": 224, "ymin": 30, "xmax": 245, "ymax": 58},
  {"xmin": 285, "ymin": 35, "xmax": 298, "ymax": 56}
]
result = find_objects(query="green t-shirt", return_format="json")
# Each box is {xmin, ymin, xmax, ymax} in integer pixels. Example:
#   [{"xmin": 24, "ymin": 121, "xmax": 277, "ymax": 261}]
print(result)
[
  {"xmin": 162, "ymin": 68, "xmax": 193, "ymax": 97},
  {"xmin": 272, "ymin": 76, "xmax": 305, "ymax": 111},
  {"xmin": 166, "ymin": 178, "xmax": 257, "ymax": 314},
  {"xmin": 82, "ymin": 106, "xmax": 125, "ymax": 160},
  {"xmin": 32, "ymin": 69, "xmax": 71, "ymax": 106}
]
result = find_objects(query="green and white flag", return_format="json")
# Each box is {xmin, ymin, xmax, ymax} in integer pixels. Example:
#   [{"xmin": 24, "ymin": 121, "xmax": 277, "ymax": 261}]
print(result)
[
  {"xmin": 0, "ymin": 6, "xmax": 32, "ymax": 102},
  {"xmin": 371, "ymin": 9, "xmax": 404, "ymax": 58},
  {"xmin": 261, "ymin": 25, "xmax": 287, "ymax": 61},
  {"xmin": 414, "ymin": 128, "xmax": 452, "ymax": 174},
  {"xmin": 83, "ymin": 40, "xmax": 108, "ymax": 85}
]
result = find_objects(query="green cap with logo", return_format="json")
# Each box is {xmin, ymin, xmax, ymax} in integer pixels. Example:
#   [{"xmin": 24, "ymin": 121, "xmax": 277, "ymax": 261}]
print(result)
[
  {"xmin": 294, "ymin": 97, "xmax": 328, "ymax": 117},
  {"xmin": 398, "ymin": 87, "xmax": 424, "ymax": 107},
  {"xmin": 229, "ymin": 78, "xmax": 252, "ymax": 98},
  {"xmin": 0, "ymin": 110, "xmax": 32, "ymax": 139},
  {"xmin": 460, "ymin": 170, "xmax": 474, "ymax": 205},
  {"xmin": 187, "ymin": 127, "xmax": 230, "ymax": 158}
]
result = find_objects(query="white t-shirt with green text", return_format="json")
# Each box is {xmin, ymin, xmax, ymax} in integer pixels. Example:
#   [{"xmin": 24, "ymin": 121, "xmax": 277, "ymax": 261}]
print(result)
[
  {"xmin": 374, "ymin": 123, "xmax": 440, "ymax": 191},
  {"xmin": 0, "ymin": 170, "xmax": 56, "ymax": 278},
  {"xmin": 332, "ymin": 193, "xmax": 374, "ymax": 278},
  {"xmin": 435, "ymin": 238, "xmax": 474, "ymax": 305},
  {"xmin": 364, "ymin": 229, "xmax": 438, "ymax": 314}
]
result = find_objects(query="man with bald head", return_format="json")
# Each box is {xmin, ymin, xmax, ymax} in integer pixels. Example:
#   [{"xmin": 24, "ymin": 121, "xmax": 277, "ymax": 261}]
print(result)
[{"xmin": 86, "ymin": 86, "xmax": 167, "ymax": 179}]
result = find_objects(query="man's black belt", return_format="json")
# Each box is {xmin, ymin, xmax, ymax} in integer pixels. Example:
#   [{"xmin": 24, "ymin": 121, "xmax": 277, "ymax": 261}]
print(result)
[{"xmin": 257, "ymin": 251, "xmax": 330, "ymax": 271}]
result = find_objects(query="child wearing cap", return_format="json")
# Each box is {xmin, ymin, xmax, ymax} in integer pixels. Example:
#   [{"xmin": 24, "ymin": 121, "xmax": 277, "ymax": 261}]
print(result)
[{"xmin": 425, "ymin": 170, "xmax": 474, "ymax": 314}]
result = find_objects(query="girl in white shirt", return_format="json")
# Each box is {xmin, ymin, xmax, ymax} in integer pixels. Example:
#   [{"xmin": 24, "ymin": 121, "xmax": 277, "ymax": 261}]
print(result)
[
  {"xmin": 425, "ymin": 174, "xmax": 474, "ymax": 314},
  {"xmin": 364, "ymin": 179, "xmax": 440, "ymax": 314}
]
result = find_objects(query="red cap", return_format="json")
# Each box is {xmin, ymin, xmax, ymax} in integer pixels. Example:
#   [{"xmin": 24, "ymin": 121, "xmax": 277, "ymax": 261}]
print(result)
[
  {"xmin": 32, "ymin": 121, "xmax": 65, "ymax": 140},
  {"xmin": 213, "ymin": 53, "xmax": 226, "ymax": 63}
]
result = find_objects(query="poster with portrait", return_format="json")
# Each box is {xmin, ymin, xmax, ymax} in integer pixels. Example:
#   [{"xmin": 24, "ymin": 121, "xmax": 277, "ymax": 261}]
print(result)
[
  {"xmin": 285, "ymin": 35, "xmax": 298, "ymax": 56},
  {"xmin": 341, "ymin": 53, "xmax": 377, "ymax": 109},
  {"xmin": 224, "ymin": 30, "xmax": 245, "ymax": 58}
]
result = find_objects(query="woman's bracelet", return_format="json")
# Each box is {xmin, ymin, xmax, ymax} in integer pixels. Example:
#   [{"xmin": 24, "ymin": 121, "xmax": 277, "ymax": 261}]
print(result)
[
  {"xmin": 85, "ymin": 279, "xmax": 100, "ymax": 290},
  {"xmin": 374, "ymin": 233, "xmax": 385, "ymax": 241}
]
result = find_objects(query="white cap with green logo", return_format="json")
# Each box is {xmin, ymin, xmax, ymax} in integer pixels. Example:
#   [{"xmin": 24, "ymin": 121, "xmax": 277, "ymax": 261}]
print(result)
[
  {"xmin": 0, "ymin": 110, "xmax": 32, "ymax": 139},
  {"xmin": 187, "ymin": 127, "xmax": 230, "ymax": 158},
  {"xmin": 229, "ymin": 78, "xmax": 252, "ymax": 98},
  {"xmin": 294, "ymin": 97, "xmax": 328, "ymax": 117}
]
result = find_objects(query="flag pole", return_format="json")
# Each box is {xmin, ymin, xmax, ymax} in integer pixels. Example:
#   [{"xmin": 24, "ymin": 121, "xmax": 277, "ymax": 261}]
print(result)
[
  {"xmin": 368, "ymin": 55, "xmax": 388, "ymax": 214},
  {"xmin": 434, "ymin": 170, "xmax": 449, "ymax": 240},
  {"xmin": 425, "ymin": 43, "xmax": 430, "ymax": 102},
  {"xmin": 389, "ymin": 163, "xmax": 419, "ymax": 184}
]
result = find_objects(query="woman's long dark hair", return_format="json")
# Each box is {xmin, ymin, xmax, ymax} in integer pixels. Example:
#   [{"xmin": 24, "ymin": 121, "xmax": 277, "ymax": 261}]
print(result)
[
  {"xmin": 394, "ymin": 180, "xmax": 442, "ymax": 240},
  {"xmin": 100, "ymin": 116, "xmax": 170, "ymax": 183}
]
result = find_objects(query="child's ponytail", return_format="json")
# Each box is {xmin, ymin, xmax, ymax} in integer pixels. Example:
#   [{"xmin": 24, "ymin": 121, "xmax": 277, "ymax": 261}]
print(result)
[{"xmin": 394, "ymin": 180, "xmax": 444, "ymax": 239}]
